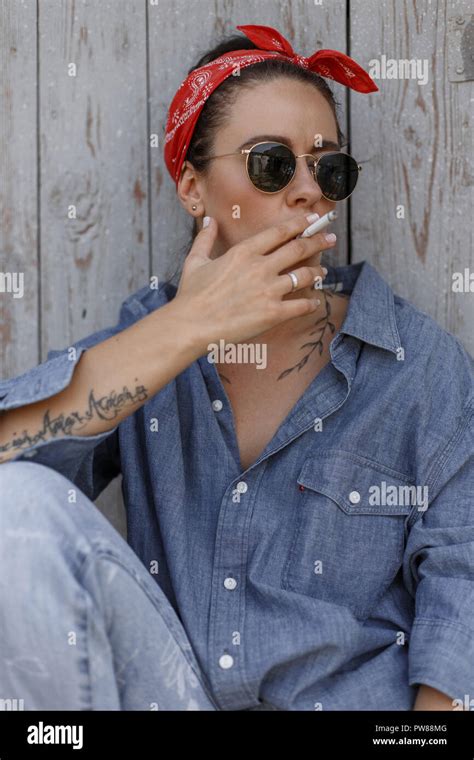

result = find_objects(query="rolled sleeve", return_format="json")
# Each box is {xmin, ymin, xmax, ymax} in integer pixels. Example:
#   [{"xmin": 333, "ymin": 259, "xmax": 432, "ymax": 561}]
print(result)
[
  {"xmin": 1, "ymin": 347, "xmax": 88, "ymax": 411},
  {"xmin": 0, "ymin": 286, "xmax": 151, "ymax": 492},
  {"xmin": 403, "ymin": 399, "xmax": 474, "ymax": 701}
]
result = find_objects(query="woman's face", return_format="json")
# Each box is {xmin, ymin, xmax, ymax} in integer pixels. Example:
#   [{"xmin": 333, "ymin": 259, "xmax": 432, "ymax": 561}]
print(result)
[{"xmin": 179, "ymin": 77, "xmax": 339, "ymax": 259}]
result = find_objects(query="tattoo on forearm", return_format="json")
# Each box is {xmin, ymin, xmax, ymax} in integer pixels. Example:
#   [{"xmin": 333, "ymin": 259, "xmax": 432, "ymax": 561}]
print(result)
[
  {"xmin": 0, "ymin": 383, "xmax": 148, "ymax": 461},
  {"xmin": 277, "ymin": 287, "xmax": 348, "ymax": 381}
]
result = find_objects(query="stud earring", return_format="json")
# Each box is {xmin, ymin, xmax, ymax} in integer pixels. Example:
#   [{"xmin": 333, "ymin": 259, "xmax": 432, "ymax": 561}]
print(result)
[{"xmin": 192, "ymin": 204, "xmax": 197, "ymax": 211}]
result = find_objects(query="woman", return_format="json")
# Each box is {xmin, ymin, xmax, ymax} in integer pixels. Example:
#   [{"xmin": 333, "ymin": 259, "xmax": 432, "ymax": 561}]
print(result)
[{"xmin": 0, "ymin": 25, "xmax": 472, "ymax": 712}]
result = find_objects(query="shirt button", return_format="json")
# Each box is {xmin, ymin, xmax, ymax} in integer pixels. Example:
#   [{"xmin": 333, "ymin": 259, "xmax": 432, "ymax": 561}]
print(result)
[
  {"xmin": 236, "ymin": 481, "xmax": 248, "ymax": 493},
  {"xmin": 219, "ymin": 654, "xmax": 234, "ymax": 669},
  {"xmin": 349, "ymin": 490, "xmax": 361, "ymax": 504},
  {"xmin": 212, "ymin": 400, "xmax": 223, "ymax": 412},
  {"xmin": 224, "ymin": 577, "xmax": 237, "ymax": 590}
]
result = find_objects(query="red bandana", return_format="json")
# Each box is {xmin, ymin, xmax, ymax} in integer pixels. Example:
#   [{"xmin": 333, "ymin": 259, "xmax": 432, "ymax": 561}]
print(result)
[{"xmin": 164, "ymin": 24, "xmax": 378, "ymax": 187}]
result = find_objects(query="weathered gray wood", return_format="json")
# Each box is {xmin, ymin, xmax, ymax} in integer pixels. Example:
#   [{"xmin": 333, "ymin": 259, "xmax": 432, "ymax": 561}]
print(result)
[
  {"xmin": 149, "ymin": 0, "xmax": 350, "ymax": 284},
  {"xmin": 38, "ymin": 0, "xmax": 150, "ymax": 536},
  {"xmin": 39, "ymin": 0, "xmax": 149, "ymax": 356},
  {"xmin": 0, "ymin": 0, "xmax": 38, "ymax": 380},
  {"xmin": 351, "ymin": 0, "xmax": 473, "ymax": 354}
]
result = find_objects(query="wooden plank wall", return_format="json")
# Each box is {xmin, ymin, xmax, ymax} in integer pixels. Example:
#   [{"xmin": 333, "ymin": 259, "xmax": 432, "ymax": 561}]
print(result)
[
  {"xmin": 1, "ymin": 0, "xmax": 472, "ymax": 537},
  {"xmin": 351, "ymin": 0, "xmax": 473, "ymax": 353},
  {"xmin": 0, "ymin": 0, "xmax": 38, "ymax": 384}
]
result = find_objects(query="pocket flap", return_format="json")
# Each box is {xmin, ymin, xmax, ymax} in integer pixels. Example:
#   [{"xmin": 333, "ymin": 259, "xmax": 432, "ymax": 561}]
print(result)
[{"xmin": 296, "ymin": 449, "xmax": 420, "ymax": 516}]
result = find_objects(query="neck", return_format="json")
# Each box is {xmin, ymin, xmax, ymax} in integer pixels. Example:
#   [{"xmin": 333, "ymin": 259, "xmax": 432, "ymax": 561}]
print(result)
[
  {"xmin": 214, "ymin": 288, "xmax": 349, "ymax": 385},
  {"xmin": 248, "ymin": 283, "xmax": 330, "ymax": 346}
]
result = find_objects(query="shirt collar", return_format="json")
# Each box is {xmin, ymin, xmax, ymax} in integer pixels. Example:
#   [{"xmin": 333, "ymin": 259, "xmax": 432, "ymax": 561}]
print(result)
[{"xmin": 326, "ymin": 260, "xmax": 401, "ymax": 355}]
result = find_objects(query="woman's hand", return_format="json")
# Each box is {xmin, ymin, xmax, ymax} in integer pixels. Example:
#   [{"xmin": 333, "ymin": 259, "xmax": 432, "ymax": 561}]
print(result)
[
  {"xmin": 413, "ymin": 684, "xmax": 459, "ymax": 710},
  {"xmin": 173, "ymin": 213, "xmax": 337, "ymax": 353}
]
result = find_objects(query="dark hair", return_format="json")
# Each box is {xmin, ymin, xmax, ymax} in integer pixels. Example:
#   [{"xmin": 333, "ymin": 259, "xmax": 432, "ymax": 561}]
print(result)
[{"xmin": 168, "ymin": 32, "xmax": 345, "ymax": 287}]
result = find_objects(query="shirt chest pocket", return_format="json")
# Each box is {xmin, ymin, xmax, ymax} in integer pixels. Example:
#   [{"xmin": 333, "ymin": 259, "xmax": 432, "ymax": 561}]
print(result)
[{"xmin": 281, "ymin": 450, "xmax": 416, "ymax": 620}]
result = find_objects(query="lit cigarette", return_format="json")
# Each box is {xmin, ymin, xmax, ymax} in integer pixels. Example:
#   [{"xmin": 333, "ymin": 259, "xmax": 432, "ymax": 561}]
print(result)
[{"xmin": 298, "ymin": 210, "xmax": 338, "ymax": 238}]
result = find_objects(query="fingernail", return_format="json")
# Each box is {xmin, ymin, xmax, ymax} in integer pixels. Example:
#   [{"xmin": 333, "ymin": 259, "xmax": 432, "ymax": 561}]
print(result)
[
  {"xmin": 306, "ymin": 212, "xmax": 320, "ymax": 223},
  {"xmin": 203, "ymin": 216, "xmax": 211, "ymax": 228},
  {"xmin": 321, "ymin": 266, "xmax": 328, "ymax": 276},
  {"xmin": 325, "ymin": 233, "xmax": 336, "ymax": 243}
]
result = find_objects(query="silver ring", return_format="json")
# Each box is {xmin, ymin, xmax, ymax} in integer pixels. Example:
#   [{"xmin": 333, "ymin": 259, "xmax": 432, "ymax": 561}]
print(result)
[{"xmin": 287, "ymin": 271, "xmax": 298, "ymax": 291}]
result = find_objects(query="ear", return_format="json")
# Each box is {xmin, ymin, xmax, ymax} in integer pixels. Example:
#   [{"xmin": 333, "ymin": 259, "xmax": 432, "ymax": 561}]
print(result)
[{"xmin": 177, "ymin": 160, "xmax": 203, "ymax": 213}]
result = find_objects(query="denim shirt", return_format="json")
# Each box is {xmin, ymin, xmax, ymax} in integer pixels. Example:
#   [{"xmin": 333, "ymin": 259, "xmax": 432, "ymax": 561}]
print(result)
[{"xmin": 1, "ymin": 260, "xmax": 473, "ymax": 711}]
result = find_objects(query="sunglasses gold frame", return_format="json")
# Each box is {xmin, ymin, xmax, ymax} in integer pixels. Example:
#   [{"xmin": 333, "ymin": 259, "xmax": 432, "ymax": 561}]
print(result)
[{"xmin": 200, "ymin": 140, "xmax": 362, "ymax": 200}]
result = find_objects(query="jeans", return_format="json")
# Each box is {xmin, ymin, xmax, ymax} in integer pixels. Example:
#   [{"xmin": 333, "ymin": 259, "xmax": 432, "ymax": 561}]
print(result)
[{"xmin": 0, "ymin": 461, "xmax": 225, "ymax": 711}]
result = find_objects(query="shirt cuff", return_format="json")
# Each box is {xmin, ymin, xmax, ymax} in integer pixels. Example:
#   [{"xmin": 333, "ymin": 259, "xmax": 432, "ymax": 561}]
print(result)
[{"xmin": 408, "ymin": 617, "xmax": 474, "ymax": 705}]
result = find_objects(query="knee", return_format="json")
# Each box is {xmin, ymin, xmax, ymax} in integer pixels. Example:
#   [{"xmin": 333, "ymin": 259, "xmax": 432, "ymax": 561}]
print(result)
[
  {"xmin": 0, "ymin": 461, "xmax": 99, "ymax": 579},
  {"xmin": 0, "ymin": 463, "xmax": 92, "ymax": 601},
  {"xmin": 0, "ymin": 461, "xmax": 79, "ymax": 527}
]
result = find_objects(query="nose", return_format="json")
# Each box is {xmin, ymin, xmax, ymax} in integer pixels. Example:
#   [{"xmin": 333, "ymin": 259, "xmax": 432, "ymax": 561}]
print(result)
[{"xmin": 286, "ymin": 155, "xmax": 324, "ymax": 202}]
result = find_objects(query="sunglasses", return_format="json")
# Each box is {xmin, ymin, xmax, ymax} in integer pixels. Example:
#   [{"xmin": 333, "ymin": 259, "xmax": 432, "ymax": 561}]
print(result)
[{"xmin": 201, "ymin": 141, "xmax": 362, "ymax": 200}]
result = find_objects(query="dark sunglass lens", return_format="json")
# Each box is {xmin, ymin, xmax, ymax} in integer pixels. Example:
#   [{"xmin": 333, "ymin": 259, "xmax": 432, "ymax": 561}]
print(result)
[
  {"xmin": 247, "ymin": 143, "xmax": 295, "ymax": 192},
  {"xmin": 317, "ymin": 153, "xmax": 359, "ymax": 200}
]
